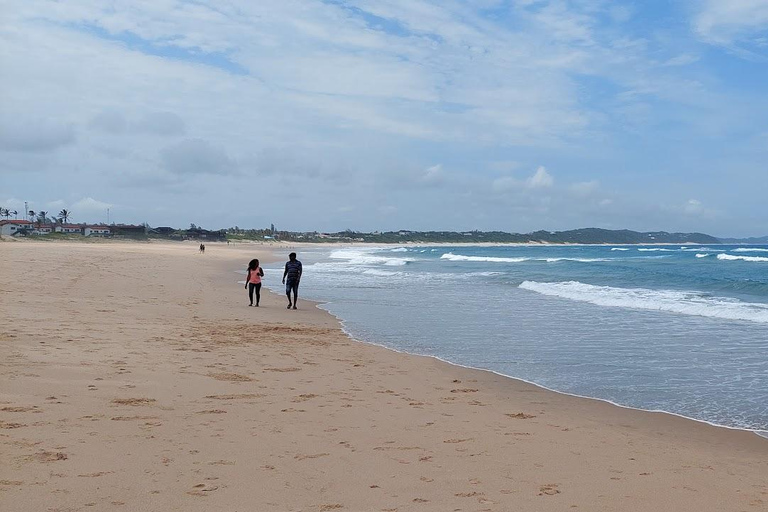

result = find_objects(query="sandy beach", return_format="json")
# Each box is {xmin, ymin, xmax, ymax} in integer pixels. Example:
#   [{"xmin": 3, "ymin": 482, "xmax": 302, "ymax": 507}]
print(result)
[{"xmin": 1, "ymin": 240, "xmax": 766, "ymax": 512}]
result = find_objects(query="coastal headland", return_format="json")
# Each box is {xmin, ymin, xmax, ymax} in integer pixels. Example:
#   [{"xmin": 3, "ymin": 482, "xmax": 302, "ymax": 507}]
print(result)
[{"xmin": 1, "ymin": 241, "xmax": 766, "ymax": 511}]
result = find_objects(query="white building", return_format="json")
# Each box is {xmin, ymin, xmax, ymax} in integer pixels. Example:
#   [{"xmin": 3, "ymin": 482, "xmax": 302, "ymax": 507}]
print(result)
[
  {"xmin": 35, "ymin": 225, "xmax": 53, "ymax": 234},
  {"xmin": 0, "ymin": 220, "xmax": 34, "ymax": 235},
  {"xmin": 55, "ymin": 224, "xmax": 83, "ymax": 234},
  {"xmin": 84, "ymin": 226, "xmax": 111, "ymax": 236}
]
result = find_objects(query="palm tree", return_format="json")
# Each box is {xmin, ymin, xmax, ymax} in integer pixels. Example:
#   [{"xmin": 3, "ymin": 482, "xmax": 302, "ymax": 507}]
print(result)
[
  {"xmin": 28, "ymin": 210, "xmax": 35, "ymax": 221},
  {"xmin": 0, "ymin": 208, "xmax": 9, "ymax": 220},
  {"xmin": 11, "ymin": 210, "xmax": 18, "ymax": 219},
  {"xmin": 37, "ymin": 211, "xmax": 48, "ymax": 226},
  {"xmin": 58, "ymin": 209, "xmax": 71, "ymax": 223}
]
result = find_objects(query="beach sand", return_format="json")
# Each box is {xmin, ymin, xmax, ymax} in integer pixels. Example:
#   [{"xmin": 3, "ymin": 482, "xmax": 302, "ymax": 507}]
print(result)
[{"xmin": 1, "ymin": 240, "xmax": 766, "ymax": 511}]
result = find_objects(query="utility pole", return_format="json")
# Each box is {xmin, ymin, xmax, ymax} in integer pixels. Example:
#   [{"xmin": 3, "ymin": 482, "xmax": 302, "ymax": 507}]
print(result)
[
  {"xmin": 24, "ymin": 201, "xmax": 28, "ymax": 220},
  {"xmin": 107, "ymin": 208, "xmax": 110, "ymax": 225}
]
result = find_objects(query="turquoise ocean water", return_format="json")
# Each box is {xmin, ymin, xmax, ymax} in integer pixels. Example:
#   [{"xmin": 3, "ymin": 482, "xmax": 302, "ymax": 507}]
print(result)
[{"xmin": 257, "ymin": 245, "xmax": 768, "ymax": 435}]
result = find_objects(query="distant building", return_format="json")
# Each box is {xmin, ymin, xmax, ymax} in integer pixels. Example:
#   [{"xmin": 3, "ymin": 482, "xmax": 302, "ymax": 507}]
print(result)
[
  {"xmin": 84, "ymin": 226, "xmax": 111, "ymax": 237},
  {"xmin": 0, "ymin": 219, "xmax": 34, "ymax": 235},
  {"xmin": 35, "ymin": 225, "xmax": 54, "ymax": 234},
  {"xmin": 111, "ymin": 224, "xmax": 146, "ymax": 237},
  {"xmin": 185, "ymin": 228, "xmax": 226, "ymax": 241},
  {"xmin": 55, "ymin": 224, "xmax": 83, "ymax": 234}
]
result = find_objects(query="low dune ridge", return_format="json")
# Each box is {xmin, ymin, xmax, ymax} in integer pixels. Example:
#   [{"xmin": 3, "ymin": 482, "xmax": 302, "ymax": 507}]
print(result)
[{"xmin": 1, "ymin": 241, "xmax": 767, "ymax": 511}]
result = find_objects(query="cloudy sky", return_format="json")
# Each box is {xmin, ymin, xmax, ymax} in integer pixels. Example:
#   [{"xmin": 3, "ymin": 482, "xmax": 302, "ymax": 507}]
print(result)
[{"xmin": 1, "ymin": 0, "xmax": 767, "ymax": 236}]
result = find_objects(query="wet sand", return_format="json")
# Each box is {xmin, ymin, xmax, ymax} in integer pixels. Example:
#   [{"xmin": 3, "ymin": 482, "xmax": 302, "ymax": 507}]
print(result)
[{"xmin": 1, "ymin": 240, "xmax": 766, "ymax": 511}]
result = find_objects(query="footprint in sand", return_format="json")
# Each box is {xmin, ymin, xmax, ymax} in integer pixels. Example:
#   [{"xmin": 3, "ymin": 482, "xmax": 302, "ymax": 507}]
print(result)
[
  {"xmin": 204, "ymin": 393, "xmax": 263, "ymax": 400},
  {"xmin": 292, "ymin": 394, "xmax": 319, "ymax": 402},
  {"xmin": 206, "ymin": 372, "xmax": 254, "ymax": 382},
  {"xmin": 111, "ymin": 398, "xmax": 156, "ymax": 406},
  {"xmin": 539, "ymin": 483, "xmax": 560, "ymax": 496},
  {"xmin": 0, "ymin": 421, "xmax": 26, "ymax": 429},
  {"xmin": 187, "ymin": 483, "xmax": 219, "ymax": 496},
  {"xmin": 450, "ymin": 388, "xmax": 478, "ymax": 393},
  {"xmin": 295, "ymin": 453, "xmax": 329, "ymax": 461},
  {"xmin": 1, "ymin": 406, "xmax": 38, "ymax": 413},
  {"xmin": 319, "ymin": 505, "xmax": 343, "ymax": 511},
  {"xmin": 506, "ymin": 412, "xmax": 536, "ymax": 419},
  {"xmin": 29, "ymin": 450, "xmax": 68, "ymax": 463},
  {"xmin": 455, "ymin": 491, "xmax": 483, "ymax": 498}
]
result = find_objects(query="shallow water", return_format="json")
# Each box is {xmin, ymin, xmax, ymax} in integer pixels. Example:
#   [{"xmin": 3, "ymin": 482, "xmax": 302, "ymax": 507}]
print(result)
[{"xmin": 258, "ymin": 245, "xmax": 768, "ymax": 434}]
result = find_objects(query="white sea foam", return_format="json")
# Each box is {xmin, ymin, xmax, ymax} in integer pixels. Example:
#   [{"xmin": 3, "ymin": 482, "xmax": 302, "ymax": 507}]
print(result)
[
  {"xmin": 545, "ymin": 257, "xmax": 614, "ymax": 262},
  {"xmin": 442, "ymin": 253, "xmax": 617, "ymax": 263},
  {"xmin": 362, "ymin": 269, "xmax": 402, "ymax": 277},
  {"xmin": 390, "ymin": 247, "xmax": 408, "ymax": 252},
  {"xmin": 441, "ymin": 253, "xmax": 530, "ymax": 263},
  {"xmin": 681, "ymin": 247, "xmax": 721, "ymax": 252},
  {"xmin": 329, "ymin": 249, "xmax": 415, "ymax": 266},
  {"xmin": 638, "ymin": 248, "xmax": 676, "ymax": 252},
  {"xmin": 717, "ymin": 254, "xmax": 768, "ymax": 263},
  {"xmin": 695, "ymin": 253, "xmax": 709, "ymax": 258},
  {"xmin": 733, "ymin": 248, "xmax": 768, "ymax": 253},
  {"xmin": 611, "ymin": 247, "xmax": 630, "ymax": 251},
  {"xmin": 519, "ymin": 281, "xmax": 768, "ymax": 323}
]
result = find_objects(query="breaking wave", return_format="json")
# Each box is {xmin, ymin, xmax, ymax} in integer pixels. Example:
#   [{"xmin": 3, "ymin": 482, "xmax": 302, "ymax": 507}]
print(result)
[
  {"xmin": 717, "ymin": 254, "xmax": 768, "ymax": 263},
  {"xmin": 519, "ymin": 281, "xmax": 768, "ymax": 323}
]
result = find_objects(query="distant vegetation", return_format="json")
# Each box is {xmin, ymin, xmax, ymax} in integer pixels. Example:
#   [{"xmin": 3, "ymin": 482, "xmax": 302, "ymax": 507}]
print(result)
[
  {"xmin": 224, "ymin": 227, "xmax": 722, "ymax": 245},
  {"xmin": 1, "ymin": 207, "xmax": 750, "ymax": 244},
  {"xmin": 718, "ymin": 235, "xmax": 768, "ymax": 244}
]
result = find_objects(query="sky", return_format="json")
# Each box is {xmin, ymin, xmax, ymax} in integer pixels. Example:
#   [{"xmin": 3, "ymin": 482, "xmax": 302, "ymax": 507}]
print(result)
[{"xmin": 1, "ymin": 0, "xmax": 767, "ymax": 237}]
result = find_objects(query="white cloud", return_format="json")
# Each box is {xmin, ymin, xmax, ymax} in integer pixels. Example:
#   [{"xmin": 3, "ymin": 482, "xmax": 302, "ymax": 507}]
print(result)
[
  {"xmin": 134, "ymin": 112, "xmax": 186, "ymax": 136},
  {"xmin": 694, "ymin": 0, "xmax": 768, "ymax": 48},
  {"xmin": 0, "ymin": 117, "xmax": 76, "ymax": 152},
  {"xmin": 420, "ymin": 164, "xmax": 445, "ymax": 185},
  {"xmin": 161, "ymin": 139, "xmax": 236, "ymax": 176},
  {"xmin": 662, "ymin": 54, "xmax": 700, "ymax": 67},
  {"xmin": 72, "ymin": 197, "xmax": 113, "ymax": 213},
  {"xmin": 683, "ymin": 198, "xmax": 704, "ymax": 215},
  {"xmin": 493, "ymin": 166, "xmax": 555, "ymax": 193},
  {"xmin": 570, "ymin": 180, "xmax": 599, "ymax": 196},
  {"xmin": 89, "ymin": 110, "xmax": 127, "ymax": 134},
  {"xmin": 492, "ymin": 176, "xmax": 521, "ymax": 193},
  {"xmin": 527, "ymin": 166, "xmax": 554, "ymax": 188}
]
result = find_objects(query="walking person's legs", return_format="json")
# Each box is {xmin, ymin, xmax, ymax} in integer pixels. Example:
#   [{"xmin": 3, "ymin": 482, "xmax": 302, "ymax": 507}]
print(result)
[
  {"xmin": 291, "ymin": 282, "xmax": 298, "ymax": 309},
  {"xmin": 286, "ymin": 281, "xmax": 293, "ymax": 308},
  {"xmin": 248, "ymin": 283, "xmax": 255, "ymax": 306},
  {"xmin": 255, "ymin": 283, "xmax": 261, "ymax": 307}
]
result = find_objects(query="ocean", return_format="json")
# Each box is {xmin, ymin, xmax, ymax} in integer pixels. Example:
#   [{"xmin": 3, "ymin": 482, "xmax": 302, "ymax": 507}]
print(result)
[{"xmin": 257, "ymin": 244, "xmax": 768, "ymax": 436}]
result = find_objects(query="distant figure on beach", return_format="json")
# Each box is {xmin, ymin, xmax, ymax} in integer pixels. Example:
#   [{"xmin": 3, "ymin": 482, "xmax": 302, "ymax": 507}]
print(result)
[
  {"xmin": 282, "ymin": 252, "xmax": 302, "ymax": 310},
  {"xmin": 245, "ymin": 258, "xmax": 264, "ymax": 307},
  {"xmin": 199, "ymin": 243, "xmax": 205, "ymax": 253}
]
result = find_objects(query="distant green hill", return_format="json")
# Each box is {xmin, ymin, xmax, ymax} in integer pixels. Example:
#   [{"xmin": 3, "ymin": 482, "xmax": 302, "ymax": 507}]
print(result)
[{"xmin": 717, "ymin": 235, "xmax": 768, "ymax": 244}]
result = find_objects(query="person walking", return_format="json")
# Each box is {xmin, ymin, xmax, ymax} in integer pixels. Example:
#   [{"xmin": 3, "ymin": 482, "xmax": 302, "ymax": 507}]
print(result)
[
  {"xmin": 245, "ymin": 258, "xmax": 264, "ymax": 307},
  {"xmin": 282, "ymin": 252, "xmax": 302, "ymax": 309}
]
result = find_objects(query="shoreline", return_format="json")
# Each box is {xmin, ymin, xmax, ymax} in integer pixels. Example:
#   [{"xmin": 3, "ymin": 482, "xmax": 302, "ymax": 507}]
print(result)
[
  {"xmin": 2, "ymin": 241, "xmax": 767, "ymax": 511},
  {"xmin": 314, "ymin": 301, "xmax": 768, "ymax": 440}
]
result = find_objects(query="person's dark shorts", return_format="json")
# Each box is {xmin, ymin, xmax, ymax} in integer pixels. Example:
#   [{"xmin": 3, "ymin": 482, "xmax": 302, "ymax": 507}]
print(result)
[{"xmin": 286, "ymin": 279, "xmax": 299, "ymax": 295}]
